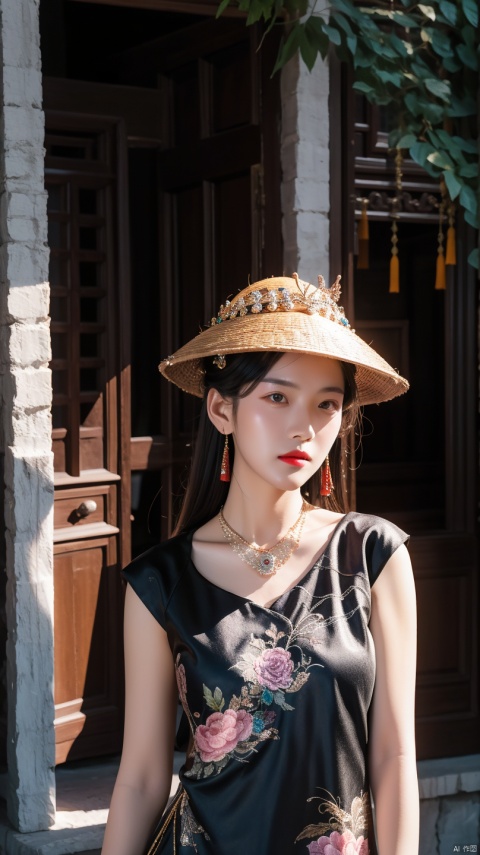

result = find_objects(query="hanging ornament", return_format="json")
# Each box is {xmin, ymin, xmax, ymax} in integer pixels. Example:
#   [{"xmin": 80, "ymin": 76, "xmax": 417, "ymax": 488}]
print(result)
[
  {"xmin": 357, "ymin": 198, "xmax": 369, "ymax": 270},
  {"xmin": 320, "ymin": 455, "xmax": 334, "ymax": 497},
  {"xmin": 390, "ymin": 218, "xmax": 399, "ymax": 293},
  {"xmin": 220, "ymin": 434, "xmax": 231, "ymax": 482},
  {"xmin": 389, "ymin": 149, "xmax": 403, "ymax": 294},
  {"xmin": 435, "ymin": 199, "xmax": 446, "ymax": 290},
  {"xmin": 445, "ymin": 203, "xmax": 456, "ymax": 266}
]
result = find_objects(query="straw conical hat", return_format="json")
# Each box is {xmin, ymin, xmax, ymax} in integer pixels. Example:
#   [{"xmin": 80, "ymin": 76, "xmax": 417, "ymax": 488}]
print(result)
[{"xmin": 159, "ymin": 274, "xmax": 409, "ymax": 405}]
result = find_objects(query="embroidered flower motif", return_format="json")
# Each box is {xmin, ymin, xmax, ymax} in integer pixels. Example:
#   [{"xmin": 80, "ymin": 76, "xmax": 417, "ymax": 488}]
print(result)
[
  {"xmin": 296, "ymin": 792, "xmax": 371, "ymax": 855},
  {"xmin": 179, "ymin": 791, "xmax": 210, "ymax": 851},
  {"xmin": 307, "ymin": 829, "xmax": 369, "ymax": 855},
  {"xmin": 195, "ymin": 709, "xmax": 253, "ymax": 763},
  {"xmin": 252, "ymin": 710, "xmax": 276, "ymax": 734},
  {"xmin": 253, "ymin": 646, "xmax": 294, "ymax": 691}
]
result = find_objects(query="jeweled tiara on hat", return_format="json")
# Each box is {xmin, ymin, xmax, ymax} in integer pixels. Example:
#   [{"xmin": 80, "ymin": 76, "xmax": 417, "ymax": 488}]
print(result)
[{"xmin": 159, "ymin": 274, "xmax": 409, "ymax": 405}]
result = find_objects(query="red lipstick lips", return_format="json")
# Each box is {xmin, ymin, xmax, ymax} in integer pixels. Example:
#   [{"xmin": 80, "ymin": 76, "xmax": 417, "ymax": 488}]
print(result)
[{"xmin": 278, "ymin": 450, "xmax": 312, "ymax": 467}]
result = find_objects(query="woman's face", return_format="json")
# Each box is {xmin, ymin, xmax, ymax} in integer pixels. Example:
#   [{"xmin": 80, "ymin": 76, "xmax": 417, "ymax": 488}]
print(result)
[{"xmin": 230, "ymin": 353, "xmax": 345, "ymax": 494}]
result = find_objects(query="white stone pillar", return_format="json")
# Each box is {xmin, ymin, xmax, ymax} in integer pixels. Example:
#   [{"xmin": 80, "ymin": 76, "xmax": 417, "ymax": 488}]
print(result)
[
  {"xmin": 0, "ymin": 0, "xmax": 56, "ymax": 831},
  {"xmin": 280, "ymin": 52, "xmax": 330, "ymax": 284}
]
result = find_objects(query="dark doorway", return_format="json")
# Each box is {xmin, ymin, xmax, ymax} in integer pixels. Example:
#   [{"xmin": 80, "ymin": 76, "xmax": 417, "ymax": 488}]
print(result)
[{"xmin": 40, "ymin": 0, "xmax": 282, "ymax": 762}]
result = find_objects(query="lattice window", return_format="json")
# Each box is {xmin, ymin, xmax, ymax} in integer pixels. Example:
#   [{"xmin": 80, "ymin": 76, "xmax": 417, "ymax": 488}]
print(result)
[{"xmin": 47, "ymin": 127, "xmax": 114, "ymax": 477}]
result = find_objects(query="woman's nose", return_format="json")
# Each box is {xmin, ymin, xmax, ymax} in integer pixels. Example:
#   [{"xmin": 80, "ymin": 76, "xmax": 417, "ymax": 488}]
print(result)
[{"xmin": 291, "ymin": 421, "xmax": 315, "ymax": 441}]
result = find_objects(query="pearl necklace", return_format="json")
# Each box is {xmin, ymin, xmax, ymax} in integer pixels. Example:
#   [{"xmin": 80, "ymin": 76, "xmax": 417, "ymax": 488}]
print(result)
[{"xmin": 218, "ymin": 500, "xmax": 310, "ymax": 576}]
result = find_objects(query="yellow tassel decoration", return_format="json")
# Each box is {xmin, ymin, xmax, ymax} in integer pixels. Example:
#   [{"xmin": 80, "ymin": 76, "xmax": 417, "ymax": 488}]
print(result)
[
  {"xmin": 390, "ymin": 253, "xmax": 399, "ymax": 293},
  {"xmin": 389, "ymin": 150, "xmax": 403, "ymax": 294},
  {"xmin": 435, "ymin": 251, "xmax": 446, "ymax": 290},
  {"xmin": 389, "ymin": 218, "xmax": 399, "ymax": 293},
  {"xmin": 358, "ymin": 201, "xmax": 369, "ymax": 240},
  {"xmin": 357, "ymin": 199, "xmax": 369, "ymax": 270},
  {"xmin": 445, "ymin": 227, "xmax": 456, "ymax": 265},
  {"xmin": 445, "ymin": 205, "xmax": 456, "ymax": 265}
]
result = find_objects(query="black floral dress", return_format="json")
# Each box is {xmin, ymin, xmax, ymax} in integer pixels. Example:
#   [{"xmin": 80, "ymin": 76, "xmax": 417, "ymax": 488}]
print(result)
[{"xmin": 122, "ymin": 512, "xmax": 409, "ymax": 855}]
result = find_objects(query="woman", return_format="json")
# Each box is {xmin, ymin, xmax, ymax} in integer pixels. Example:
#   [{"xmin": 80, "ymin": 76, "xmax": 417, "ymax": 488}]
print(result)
[{"xmin": 102, "ymin": 274, "xmax": 419, "ymax": 855}]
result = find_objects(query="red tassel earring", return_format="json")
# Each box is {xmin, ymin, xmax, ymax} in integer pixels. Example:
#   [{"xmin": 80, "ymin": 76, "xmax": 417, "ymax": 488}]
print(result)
[
  {"xmin": 220, "ymin": 434, "xmax": 231, "ymax": 482},
  {"xmin": 320, "ymin": 454, "xmax": 334, "ymax": 497}
]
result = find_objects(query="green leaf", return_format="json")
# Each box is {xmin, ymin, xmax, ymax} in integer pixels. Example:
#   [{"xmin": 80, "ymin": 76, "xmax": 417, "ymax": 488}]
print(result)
[
  {"xmin": 410, "ymin": 141, "xmax": 436, "ymax": 168},
  {"xmin": 427, "ymin": 128, "xmax": 454, "ymax": 150},
  {"xmin": 438, "ymin": 0, "xmax": 457, "ymax": 25},
  {"xmin": 458, "ymin": 163, "xmax": 479, "ymax": 179},
  {"xmin": 322, "ymin": 23, "xmax": 342, "ymax": 45},
  {"xmin": 389, "ymin": 33, "xmax": 409, "ymax": 57},
  {"xmin": 456, "ymin": 43, "xmax": 478, "ymax": 70},
  {"xmin": 428, "ymin": 27, "xmax": 455, "ymax": 58},
  {"xmin": 352, "ymin": 81, "xmax": 376, "ymax": 96},
  {"xmin": 213, "ymin": 687, "xmax": 225, "ymax": 710},
  {"xmin": 461, "ymin": 0, "xmax": 478, "ymax": 27},
  {"xmin": 330, "ymin": 14, "xmax": 358, "ymax": 55},
  {"xmin": 397, "ymin": 133, "xmax": 418, "ymax": 149},
  {"xmin": 461, "ymin": 23, "xmax": 476, "ymax": 46},
  {"xmin": 305, "ymin": 16, "xmax": 330, "ymax": 60},
  {"xmin": 300, "ymin": 27, "xmax": 319, "ymax": 71},
  {"xmin": 404, "ymin": 92, "xmax": 423, "ymax": 117},
  {"xmin": 391, "ymin": 10, "xmax": 421, "ymax": 27},
  {"xmin": 467, "ymin": 248, "xmax": 479, "ymax": 269},
  {"xmin": 451, "ymin": 136, "xmax": 478, "ymax": 154},
  {"xmin": 375, "ymin": 69, "xmax": 403, "ymax": 86},
  {"xmin": 353, "ymin": 47, "xmax": 375, "ymax": 68},
  {"xmin": 426, "ymin": 150, "xmax": 455, "ymax": 170},
  {"xmin": 443, "ymin": 169, "xmax": 462, "ymax": 200},
  {"xmin": 215, "ymin": 0, "xmax": 231, "ymax": 17},
  {"xmin": 464, "ymin": 210, "xmax": 478, "ymax": 228},
  {"xmin": 442, "ymin": 54, "xmax": 462, "ymax": 73},
  {"xmin": 459, "ymin": 184, "xmax": 477, "ymax": 216},
  {"xmin": 418, "ymin": 4, "xmax": 436, "ymax": 20},
  {"xmin": 447, "ymin": 94, "xmax": 477, "ymax": 117},
  {"xmin": 424, "ymin": 78, "xmax": 451, "ymax": 101},
  {"xmin": 331, "ymin": 10, "xmax": 355, "ymax": 36},
  {"xmin": 330, "ymin": 0, "xmax": 358, "ymax": 16},
  {"xmin": 272, "ymin": 26, "xmax": 303, "ymax": 74},
  {"xmin": 346, "ymin": 34, "xmax": 357, "ymax": 54}
]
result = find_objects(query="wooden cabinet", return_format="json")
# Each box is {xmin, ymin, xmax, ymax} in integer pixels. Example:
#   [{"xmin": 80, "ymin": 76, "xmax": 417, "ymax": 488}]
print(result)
[{"xmin": 53, "ymin": 535, "xmax": 123, "ymax": 764}]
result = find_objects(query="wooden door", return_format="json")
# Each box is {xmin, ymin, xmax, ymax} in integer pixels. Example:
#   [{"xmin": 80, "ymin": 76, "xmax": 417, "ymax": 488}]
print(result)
[
  {"xmin": 330, "ymin": 67, "xmax": 479, "ymax": 760},
  {"xmin": 44, "ymin": 16, "xmax": 282, "ymax": 761},
  {"xmin": 46, "ymin": 112, "xmax": 130, "ymax": 763},
  {"xmin": 127, "ymin": 18, "xmax": 283, "ymax": 550}
]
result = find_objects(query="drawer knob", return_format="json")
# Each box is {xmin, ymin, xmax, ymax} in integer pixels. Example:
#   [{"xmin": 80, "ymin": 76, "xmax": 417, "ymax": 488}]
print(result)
[{"xmin": 76, "ymin": 500, "xmax": 97, "ymax": 518}]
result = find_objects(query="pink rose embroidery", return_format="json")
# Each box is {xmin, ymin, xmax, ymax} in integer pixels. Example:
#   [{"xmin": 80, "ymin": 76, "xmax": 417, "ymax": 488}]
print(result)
[
  {"xmin": 253, "ymin": 647, "xmax": 294, "ymax": 691},
  {"xmin": 195, "ymin": 709, "xmax": 253, "ymax": 763},
  {"xmin": 307, "ymin": 830, "xmax": 369, "ymax": 855}
]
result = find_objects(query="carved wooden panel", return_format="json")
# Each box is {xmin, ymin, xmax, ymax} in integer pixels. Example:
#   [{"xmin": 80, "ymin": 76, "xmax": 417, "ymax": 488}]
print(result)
[{"xmin": 53, "ymin": 537, "xmax": 124, "ymax": 764}]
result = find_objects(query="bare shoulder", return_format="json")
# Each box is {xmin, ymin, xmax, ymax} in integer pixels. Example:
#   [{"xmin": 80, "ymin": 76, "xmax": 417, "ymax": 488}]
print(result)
[{"xmin": 306, "ymin": 506, "xmax": 345, "ymax": 531}]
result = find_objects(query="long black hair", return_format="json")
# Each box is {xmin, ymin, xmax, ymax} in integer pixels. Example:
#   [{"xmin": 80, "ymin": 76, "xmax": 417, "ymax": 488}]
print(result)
[{"xmin": 173, "ymin": 352, "xmax": 360, "ymax": 535}]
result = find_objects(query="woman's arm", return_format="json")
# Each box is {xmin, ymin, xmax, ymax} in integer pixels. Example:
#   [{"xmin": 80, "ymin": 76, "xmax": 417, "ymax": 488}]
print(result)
[
  {"xmin": 368, "ymin": 543, "xmax": 419, "ymax": 855},
  {"xmin": 102, "ymin": 584, "xmax": 179, "ymax": 855}
]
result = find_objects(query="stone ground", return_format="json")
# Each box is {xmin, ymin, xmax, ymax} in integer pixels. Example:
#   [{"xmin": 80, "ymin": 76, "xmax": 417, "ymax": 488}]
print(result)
[{"xmin": 0, "ymin": 754, "xmax": 182, "ymax": 855}]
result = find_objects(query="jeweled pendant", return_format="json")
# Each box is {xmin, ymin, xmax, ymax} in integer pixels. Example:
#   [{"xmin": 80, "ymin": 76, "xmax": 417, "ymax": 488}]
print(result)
[{"xmin": 258, "ymin": 553, "xmax": 276, "ymax": 576}]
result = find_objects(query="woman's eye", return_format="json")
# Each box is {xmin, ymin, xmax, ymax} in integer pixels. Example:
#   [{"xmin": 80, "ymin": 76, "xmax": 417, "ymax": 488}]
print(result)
[
  {"xmin": 319, "ymin": 400, "xmax": 341, "ymax": 411},
  {"xmin": 269, "ymin": 393, "xmax": 287, "ymax": 404}
]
